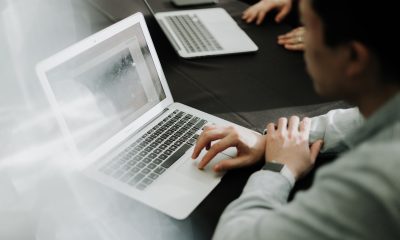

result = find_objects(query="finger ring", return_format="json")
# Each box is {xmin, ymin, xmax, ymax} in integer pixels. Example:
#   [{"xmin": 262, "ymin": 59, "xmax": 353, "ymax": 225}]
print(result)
[{"xmin": 297, "ymin": 36, "xmax": 302, "ymax": 43}]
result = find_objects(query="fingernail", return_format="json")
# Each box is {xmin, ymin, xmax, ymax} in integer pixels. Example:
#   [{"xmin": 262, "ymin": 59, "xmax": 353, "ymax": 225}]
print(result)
[{"xmin": 214, "ymin": 164, "xmax": 220, "ymax": 172}]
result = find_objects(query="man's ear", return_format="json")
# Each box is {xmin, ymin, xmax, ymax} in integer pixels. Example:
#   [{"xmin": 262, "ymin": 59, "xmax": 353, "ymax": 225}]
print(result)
[{"xmin": 346, "ymin": 41, "xmax": 371, "ymax": 79}]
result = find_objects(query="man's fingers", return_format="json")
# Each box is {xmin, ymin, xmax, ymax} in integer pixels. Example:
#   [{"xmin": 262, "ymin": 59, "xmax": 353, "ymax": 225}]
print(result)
[
  {"xmin": 242, "ymin": 9, "xmax": 250, "ymax": 19},
  {"xmin": 299, "ymin": 117, "xmax": 311, "ymax": 133},
  {"xmin": 242, "ymin": 9, "xmax": 257, "ymax": 23},
  {"xmin": 310, "ymin": 140, "xmax": 324, "ymax": 162},
  {"xmin": 267, "ymin": 122, "xmax": 276, "ymax": 133},
  {"xmin": 256, "ymin": 11, "xmax": 267, "ymax": 25},
  {"xmin": 277, "ymin": 117, "xmax": 288, "ymax": 133},
  {"xmin": 192, "ymin": 128, "xmax": 226, "ymax": 159},
  {"xmin": 202, "ymin": 124, "xmax": 217, "ymax": 132},
  {"xmin": 243, "ymin": 3, "xmax": 273, "ymax": 24},
  {"xmin": 278, "ymin": 27, "xmax": 305, "ymax": 49},
  {"xmin": 197, "ymin": 135, "xmax": 236, "ymax": 169},
  {"xmin": 288, "ymin": 116, "xmax": 300, "ymax": 134},
  {"xmin": 275, "ymin": 4, "xmax": 291, "ymax": 22},
  {"xmin": 213, "ymin": 156, "xmax": 250, "ymax": 172},
  {"xmin": 284, "ymin": 43, "xmax": 304, "ymax": 51},
  {"xmin": 245, "ymin": 14, "xmax": 256, "ymax": 23},
  {"xmin": 278, "ymin": 30, "xmax": 297, "ymax": 40}
]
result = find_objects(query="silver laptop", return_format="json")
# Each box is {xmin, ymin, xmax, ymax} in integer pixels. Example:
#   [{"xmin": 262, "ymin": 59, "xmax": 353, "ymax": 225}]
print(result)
[
  {"xmin": 151, "ymin": 7, "xmax": 258, "ymax": 58},
  {"xmin": 36, "ymin": 12, "xmax": 243, "ymax": 219}
]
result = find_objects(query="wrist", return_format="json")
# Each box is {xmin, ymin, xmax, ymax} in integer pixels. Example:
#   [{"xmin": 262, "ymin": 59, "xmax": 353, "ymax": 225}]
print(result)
[{"xmin": 262, "ymin": 161, "xmax": 296, "ymax": 187}]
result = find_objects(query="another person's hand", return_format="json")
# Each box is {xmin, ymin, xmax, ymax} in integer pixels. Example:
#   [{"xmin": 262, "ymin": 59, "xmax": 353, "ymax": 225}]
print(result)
[
  {"xmin": 242, "ymin": 0, "xmax": 293, "ymax": 25},
  {"xmin": 265, "ymin": 116, "xmax": 323, "ymax": 179},
  {"xmin": 277, "ymin": 26, "xmax": 305, "ymax": 51},
  {"xmin": 191, "ymin": 125, "xmax": 265, "ymax": 172}
]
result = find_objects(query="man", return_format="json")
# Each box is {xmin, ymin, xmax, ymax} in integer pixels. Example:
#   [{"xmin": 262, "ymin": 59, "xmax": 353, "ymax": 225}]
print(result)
[{"xmin": 192, "ymin": 0, "xmax": 400, "ymax": 239}]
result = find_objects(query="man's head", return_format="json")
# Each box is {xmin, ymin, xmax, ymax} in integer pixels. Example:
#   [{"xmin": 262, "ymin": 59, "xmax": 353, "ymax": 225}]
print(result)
[{"xmin": 300, "ymin": 0, "xmax": 399, "ymax": 103}]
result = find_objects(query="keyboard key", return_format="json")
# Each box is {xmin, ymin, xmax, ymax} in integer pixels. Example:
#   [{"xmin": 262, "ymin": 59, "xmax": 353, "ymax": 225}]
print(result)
[
  {"xmin": 137, "ymin": 162, "xmax": 146, "ymax": 169},
  {"xmin": 130, "ymin": 167, "xmax": 140, "ymax": 173},
  {"xmin": 142, "ymin": 178, "xmax": 153, "ymax": 185},
  {"xmin": 147, "ymin": 163, "xmax": 157, "ymax": 169},
  {"xmin": 142, "ymin": 157, "xmax": 152, "ymax": 164},
  {"xmin": 153, "ymin": 159, "xmax": 162, "ymax": 165},
  {"xmin": 136, "ymin": 183, "xmax": 147, "ymax": 190},
  {"xmin": 159, "ymin": 144, "xmax": 168, "ymax": 150},
  {"xmin": 161, "ymin": 143, "xmax": 192, "ymax": 168},
  {"xmin": 148, "ymin": 153, "xmax": 157, "ymax": 159},
  {"xmin": 121, "ymin": 173, "xmax": 132, "ymax": 182},
  {"xmin": 129, "ymin": 173, "xmax": 145, "ymax": 185},
  {"xmin": 154, "ymin": 166, "xmax": 166, "ymax": 175},
  {"xmin": 144, "ymin": 146, "xmax": 154, "ymax": 152},
  {"xmin": 141, "ymin": 168, "xmax": 151, "ymax": 175},
  {"xmin": 187, "ymin": 138, "xmax": 197, "ymax": 145},
  {"xmin": 164, "ymin": 149, "xmax": 173, "ymax": 155},
  {"xmin": 154, "ymin": 149, "xmax": 162, "ymax": 154},
  {"xmin": 194, "ymin": 120, "xmax": 207, "ymax": 129},
  {"xmin": 127, "ymin": 160, "xmax": 136, "ymax": 166},
  {"xmin": 148, "ymin": 172, "xmax": 159, "ymax": 180},
  {"xmin": 139, "ymin": 151, "xmax": 148, "ymax": 157}
]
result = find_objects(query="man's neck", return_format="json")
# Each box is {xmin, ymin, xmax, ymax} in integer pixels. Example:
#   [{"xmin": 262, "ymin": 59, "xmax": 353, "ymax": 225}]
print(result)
[{"xmin": 356, "ymin": 86, "xmax": 400, "ymax": 118}]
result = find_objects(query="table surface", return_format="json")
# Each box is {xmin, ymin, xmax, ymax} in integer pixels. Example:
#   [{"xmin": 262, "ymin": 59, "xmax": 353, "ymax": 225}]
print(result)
[{"xmin": 143, "ymin": 0, "xmax": 346, "ymax": 131}]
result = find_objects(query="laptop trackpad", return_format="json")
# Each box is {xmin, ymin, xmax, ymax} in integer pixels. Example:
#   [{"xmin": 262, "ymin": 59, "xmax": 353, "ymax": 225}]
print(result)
[{"xmin": 176, "ymin": 150, "xmax": 229, "ymax": 179}]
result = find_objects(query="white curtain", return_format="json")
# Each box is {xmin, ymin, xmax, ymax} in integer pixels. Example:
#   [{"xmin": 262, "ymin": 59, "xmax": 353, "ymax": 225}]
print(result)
[{"xmin": 0, "ymin": 1, "xmax": 194, "ymax": 239}]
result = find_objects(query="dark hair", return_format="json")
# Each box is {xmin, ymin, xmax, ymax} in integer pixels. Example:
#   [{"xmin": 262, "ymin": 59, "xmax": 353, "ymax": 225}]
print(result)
[{"xmin": 310, "ymin": 0, "xmax": 399, "ymax": 84}]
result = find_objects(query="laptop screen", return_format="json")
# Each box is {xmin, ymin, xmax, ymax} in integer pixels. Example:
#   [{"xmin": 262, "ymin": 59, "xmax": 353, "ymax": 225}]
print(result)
[{"xmin": 46, "ymin": 22, "xmax": 166, "ymax": 155}]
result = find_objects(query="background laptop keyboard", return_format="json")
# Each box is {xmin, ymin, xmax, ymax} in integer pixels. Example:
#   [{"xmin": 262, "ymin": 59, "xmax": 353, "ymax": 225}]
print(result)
[
  {"xmin": 99, "ymin": 110, "xmax": 208, "ymax": 190},
  {"xmin": 165, "ymin": 14, "xmax": 223, "ymax": 53}
]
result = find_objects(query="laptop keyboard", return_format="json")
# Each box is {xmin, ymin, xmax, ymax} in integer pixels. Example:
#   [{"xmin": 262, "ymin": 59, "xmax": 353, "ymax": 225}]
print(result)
[
  {"xmin": 165, "ymin": 14, "xmax": 223, "ymax": 53},
  {"xmin": 99, "ymin": 110, "xmax": 208, "ymax": 190}
]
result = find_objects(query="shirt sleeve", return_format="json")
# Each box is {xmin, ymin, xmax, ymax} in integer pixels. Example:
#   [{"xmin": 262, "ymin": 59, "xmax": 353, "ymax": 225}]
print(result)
[
  {"xmin": 212, "ymin": 170, "xmax": 292, "ymax": 240},
  {"xmin": 309, "ymin": 107, "xmax": 364, "ymax": 153},
  {"xmin": 212, "ymin": 143, "xmax": 400, "ymax": 240}
]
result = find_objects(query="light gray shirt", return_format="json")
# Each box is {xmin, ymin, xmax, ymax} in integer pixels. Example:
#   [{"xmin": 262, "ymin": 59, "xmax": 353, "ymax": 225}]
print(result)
[{"xmin": 213, "ymin": 93, "xmax": 400, "ymax": 240}]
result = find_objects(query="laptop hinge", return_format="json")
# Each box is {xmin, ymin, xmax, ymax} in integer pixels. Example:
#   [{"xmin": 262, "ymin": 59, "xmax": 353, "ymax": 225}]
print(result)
[{"xmin": 131, "ymin": 108, "xmax": 169, "ymax": 137}]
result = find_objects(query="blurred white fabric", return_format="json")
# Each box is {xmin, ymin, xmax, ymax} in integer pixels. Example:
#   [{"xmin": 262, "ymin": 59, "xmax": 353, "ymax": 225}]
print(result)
[{"xmin": 0, "ymin": 0, "xmax": 196, "ymax": 239}]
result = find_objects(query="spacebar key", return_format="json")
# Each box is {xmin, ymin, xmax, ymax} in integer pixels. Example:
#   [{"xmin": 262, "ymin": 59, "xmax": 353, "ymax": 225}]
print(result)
[{"xmin": 161, "ymin": 143, "xmax": 191, "ymax": 168}]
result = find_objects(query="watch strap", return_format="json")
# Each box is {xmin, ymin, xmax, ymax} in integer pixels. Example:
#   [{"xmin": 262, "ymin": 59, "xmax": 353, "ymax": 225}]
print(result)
[
  {"xmin": 262, "ymin": 161, "xmax": 295, "ymax": 187},
  {"xmin": 262, "ymin": 161, "xmax": 284, "ymax": 172}
]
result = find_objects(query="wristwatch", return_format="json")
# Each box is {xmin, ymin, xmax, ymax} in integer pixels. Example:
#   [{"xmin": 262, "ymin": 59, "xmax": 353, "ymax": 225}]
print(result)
[{"xmin": 262, "ymin": 161, "xmax": 296, "ymax": 187}]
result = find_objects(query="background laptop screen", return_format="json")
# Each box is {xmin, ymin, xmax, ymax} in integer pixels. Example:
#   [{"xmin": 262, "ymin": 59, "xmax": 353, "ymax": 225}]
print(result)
[{"xmin": 46, "ymin": 22, "xmax": 166, "ymax": 155}]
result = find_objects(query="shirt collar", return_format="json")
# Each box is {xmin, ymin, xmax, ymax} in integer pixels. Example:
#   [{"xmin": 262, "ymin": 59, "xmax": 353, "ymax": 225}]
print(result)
[{"xmin": 344, "ymin": 92, "xmax": 400, "ymax": 148}]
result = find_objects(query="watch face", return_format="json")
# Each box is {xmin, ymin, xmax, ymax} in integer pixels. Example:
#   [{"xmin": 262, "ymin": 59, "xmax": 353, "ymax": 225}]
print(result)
[{"xmin": 262, "ymin": 162, "xmax": 284, "ymax": 172}]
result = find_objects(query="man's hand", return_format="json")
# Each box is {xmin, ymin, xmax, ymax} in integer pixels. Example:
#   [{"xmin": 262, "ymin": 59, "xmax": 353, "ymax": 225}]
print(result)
[
  {"xmin": 191, "ymin": 125, "xmax": 265, "ymax": 172},
  {"xmin": 277, "ymin": 26, "xmax": 305, "ymax": 51},
  {"xmin": 242, "ymin": 0, "xmax": 293, "ymax": 25},
  {"xmin": 265, "ymin": 116, "xmax": 323, "ymax": 179}
]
